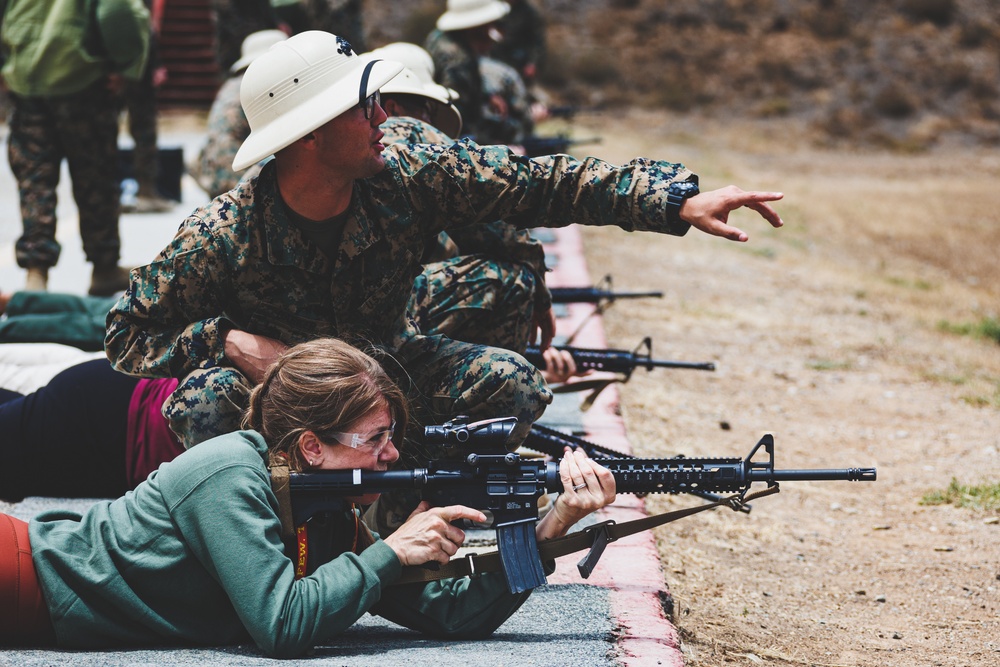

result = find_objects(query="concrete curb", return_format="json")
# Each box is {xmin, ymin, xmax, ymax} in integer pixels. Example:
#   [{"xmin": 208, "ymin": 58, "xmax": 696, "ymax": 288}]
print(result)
[{"xmin": 542, "ymin": 226, "xmax": 685, "ymax": 667}]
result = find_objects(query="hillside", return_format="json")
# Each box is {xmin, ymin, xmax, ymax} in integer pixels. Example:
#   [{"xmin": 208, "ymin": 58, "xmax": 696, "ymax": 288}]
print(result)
[{"xmin": 367, "ymin": 0, "xmax": 1000, "ymax": 149}]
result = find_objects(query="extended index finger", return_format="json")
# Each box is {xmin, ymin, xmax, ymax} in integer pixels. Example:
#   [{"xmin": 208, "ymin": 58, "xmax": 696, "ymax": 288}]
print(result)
[
  {"xmin": 437, "ymin": 505, "xmax": 488, "ymax": 525},
  {"xmin": 735, "ymin": 191, "xmax": 784, "ymax": 228}
]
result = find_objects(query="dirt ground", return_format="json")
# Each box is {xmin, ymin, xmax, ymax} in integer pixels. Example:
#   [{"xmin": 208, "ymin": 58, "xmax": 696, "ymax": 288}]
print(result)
[{"xmin": 566, "ymin": 109, "xmax": 1000, "ymax": 666}]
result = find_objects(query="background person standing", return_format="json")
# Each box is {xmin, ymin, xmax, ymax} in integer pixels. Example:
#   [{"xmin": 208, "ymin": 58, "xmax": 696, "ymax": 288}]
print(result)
[{"xmin": 0, "ymin": 0, "xmax": 151, "ymax": 295}]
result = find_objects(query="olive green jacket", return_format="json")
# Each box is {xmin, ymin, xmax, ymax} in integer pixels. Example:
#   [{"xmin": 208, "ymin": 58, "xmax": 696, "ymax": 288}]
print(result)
[{"xmin": 1, "ymin": 0, "xmax": 150, "ymax": 96}]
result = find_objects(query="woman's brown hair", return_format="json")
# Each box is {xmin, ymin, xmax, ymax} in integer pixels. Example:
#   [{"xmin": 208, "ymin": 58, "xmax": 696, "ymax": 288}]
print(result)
[{"xmin": 243, "ymin": 338, "xmax": 407, "ymax": 471}]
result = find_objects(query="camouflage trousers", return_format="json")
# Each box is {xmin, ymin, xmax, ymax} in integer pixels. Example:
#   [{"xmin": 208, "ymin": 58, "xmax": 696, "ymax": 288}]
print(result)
[
  {"xmin": 407, "ymin": 254, "xmax": 538, "ymax": 355},
  {"xmin": 8, "ymin": 82, "xmax": 122, "ymax": 270},
  {"xmin": 123, "ymin": 64, "xmax": 160, "ymax": 194}
]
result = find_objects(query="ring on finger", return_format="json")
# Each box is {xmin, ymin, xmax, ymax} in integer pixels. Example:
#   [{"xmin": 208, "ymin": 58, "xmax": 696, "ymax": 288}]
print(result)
[{"xmin": 572, "ymin": 482, "xmax": 587, "ymax": 491}]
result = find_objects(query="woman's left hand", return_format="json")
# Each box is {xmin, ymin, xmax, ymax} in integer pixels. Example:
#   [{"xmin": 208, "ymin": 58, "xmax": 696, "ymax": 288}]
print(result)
[{"xmin": 536, "ymin": 447, "xmax": 616, "ymax": 541}]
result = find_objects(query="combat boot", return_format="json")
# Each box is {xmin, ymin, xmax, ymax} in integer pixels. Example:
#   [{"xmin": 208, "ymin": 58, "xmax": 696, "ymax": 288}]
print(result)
[
  {"xmin": 89, "ymin": 264, "xmax": 131, "ymax": 296},
  {"xmin": 24, "ymin": 267, "xmax": 48, "ymax": 291}
]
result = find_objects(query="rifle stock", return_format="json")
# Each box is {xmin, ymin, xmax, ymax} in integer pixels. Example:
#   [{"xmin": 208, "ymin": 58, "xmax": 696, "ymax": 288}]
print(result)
[{"xmin": 284, "ymin": 418, "xmax": 876, "ymax": 593}]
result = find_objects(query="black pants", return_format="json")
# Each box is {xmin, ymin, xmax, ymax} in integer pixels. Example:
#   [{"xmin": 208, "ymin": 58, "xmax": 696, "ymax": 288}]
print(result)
[{"xmin": 0, "ymin": 360, "xmax": 138, "ymax": 502}]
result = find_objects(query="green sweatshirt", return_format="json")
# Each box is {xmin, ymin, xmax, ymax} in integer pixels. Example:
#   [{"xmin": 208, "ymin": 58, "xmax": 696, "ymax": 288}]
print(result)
[
  {"xmin": 0, "ymin": 0, "xmax": 150, "ymax": 96},
  {"xmin": 29, "ymin": 431, "xmax": 532, "ymax": 658}
]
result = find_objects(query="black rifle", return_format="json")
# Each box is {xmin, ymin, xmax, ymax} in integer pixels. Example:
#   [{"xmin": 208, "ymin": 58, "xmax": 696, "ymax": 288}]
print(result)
[
  {"xmin": 546, "ymin": 105, "xmax": 603, "ymax": 120},
  {"xmin": 552, "ymin": 274, "xmax": 663, "ymax": 345},
  {"xmin": 285, "ymin": 417, "xmax": 876, "ymax": 594},
  {"xmin": 524, "ymin": 338, "xmax": 716, "ymax": 377},
  {"xmin": 519, "ymin": 134, "xmax": 602, "ymax": 158},
  {"xmin": 550, "ymin": 286, "xmax": 664, "ymax": 304},
  {"xmin": 522, "ymin": 423, "xmax": 752, "ymax": 513}
]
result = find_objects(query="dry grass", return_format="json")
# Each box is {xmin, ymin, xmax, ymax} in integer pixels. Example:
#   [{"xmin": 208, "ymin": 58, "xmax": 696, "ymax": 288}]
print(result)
[{"xmin": 568, "ymin": 108, "xmax": 1000, "ymax": 666}]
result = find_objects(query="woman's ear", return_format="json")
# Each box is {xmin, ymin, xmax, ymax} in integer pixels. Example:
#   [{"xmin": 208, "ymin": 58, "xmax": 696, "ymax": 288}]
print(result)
[{"xmin": 297, "ymin": 431, "xmax": 324, "ymax": 466}]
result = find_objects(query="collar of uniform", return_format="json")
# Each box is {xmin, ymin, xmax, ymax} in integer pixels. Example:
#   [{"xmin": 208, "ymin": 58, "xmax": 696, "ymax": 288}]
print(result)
[
  {"xmin": 328, "ymin": 181, "xmax": 380, "ymax": 276},
  {"xmin": 257, "ymin": 162, "xmax": 333, "ymax": 273}
]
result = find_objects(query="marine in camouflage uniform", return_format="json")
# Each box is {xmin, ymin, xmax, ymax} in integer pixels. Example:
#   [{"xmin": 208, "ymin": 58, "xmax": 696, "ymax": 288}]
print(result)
[
  {"xmin": 492, "ymin": 0, "xmax": 546, "ymax": 82},
  {"xmin": 105, "ymin": 141, "xmax": 697, "ymax": 454},
  {"xmin": 425, "ymin": 28, "xmax": 485, "ymax": 140},
  {"xmin": 382, "ymin": 115, "xmax": 550, "ymax": 354},
  {"xmin": 191, "ymin": 73, "xmax": 262, "ymax": 198},
  {"xmin": 479, "ymin": 55, "xmax": 534, "ymax": 145},
  {"xmin": 1, "ymin": 0, "xmax": 150, "ymax": 287}
]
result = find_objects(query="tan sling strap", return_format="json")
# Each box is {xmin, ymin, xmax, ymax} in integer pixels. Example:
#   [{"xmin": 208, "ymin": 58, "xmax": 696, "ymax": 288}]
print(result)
[
  {"xmin": 270, "ymin": 463, "xmax": 296, "ymax": 543},
  {"xmin": 391, "ymin": 485, "xmax": 780, "ymax": 586}
]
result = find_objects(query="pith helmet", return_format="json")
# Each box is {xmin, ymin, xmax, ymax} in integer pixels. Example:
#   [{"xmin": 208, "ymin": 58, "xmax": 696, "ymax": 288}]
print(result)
[
  {"xmin": 369, "ymin": 43, "xmax": 463, "ymax": 137},
  {"xmin": 436, "ymin": 0, "xmax": 510, "ymax": 32},
  {"xmin": 233, "ymin": 31, "xmax": 403, "ymax": 171},
  {"xmin": 379, "ymin": 67, "xmax": 463, "ymax": 138},
  {"xmin": 230, "ymin": 30, "xmax": 288, "ymax": 73},
  {"xmin": 369, "ymin": 42, "xmax": 436, "ymax": 84}
]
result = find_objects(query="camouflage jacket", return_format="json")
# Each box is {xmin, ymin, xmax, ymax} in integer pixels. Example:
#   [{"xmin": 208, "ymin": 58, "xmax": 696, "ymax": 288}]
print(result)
[
  {"xmin": 380, "ymin": 115, "xmax": 550, "ymax": 308},
  {"xmin": 493, "ymin": 1, "xmax": 546, "ymax": 74},
  {"xmin": 191, "ymin": 74, "xmax": 256, "ymax": 198},
  {"xmin": 425, "ymin": 28, "xmax": 483, "ymax": 139},
  {"xmin": 105, "ymin": 141, "xmax": 694, "ymax": 380},
  {"xmin": 479, "ymin": 56, "xmax": 533, "ymax": 144}
]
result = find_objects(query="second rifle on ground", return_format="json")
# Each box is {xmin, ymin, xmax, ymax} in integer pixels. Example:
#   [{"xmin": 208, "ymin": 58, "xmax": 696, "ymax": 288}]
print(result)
[{"xmin": 524, "ymin": 337, "xmax": 716, "ymax": 376}]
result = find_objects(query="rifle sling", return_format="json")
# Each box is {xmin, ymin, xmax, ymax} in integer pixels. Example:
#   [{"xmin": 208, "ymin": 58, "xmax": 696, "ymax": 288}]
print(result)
[
  {"xmin": 270, "ymin": 463, "xmax": 296, "ymax": 543},
  {"xmin": 392, "ymin": 485, "xmax": 780, "ymax": 586}
]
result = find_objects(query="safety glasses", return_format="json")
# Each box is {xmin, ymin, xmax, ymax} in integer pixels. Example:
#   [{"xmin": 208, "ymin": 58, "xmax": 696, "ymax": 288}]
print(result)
[{"xmin": 324, "ymin": 420, "xmax": 395, "ymax": 456}]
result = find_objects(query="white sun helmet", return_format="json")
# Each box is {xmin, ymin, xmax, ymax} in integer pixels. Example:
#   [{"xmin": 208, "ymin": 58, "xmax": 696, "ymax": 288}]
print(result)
[
  {"xmin": 230, "ymin": 29, "xmax": 288, "ymax": 74},
  {"xmin": 436, "ymin": 0, "xmax": 511, "ymax": 32},
  {"xmin": 233, "ymin": 31, "xmax": 403, "ymax": 171},
  {"xmin": 369, "ymin": 43, "xmax": 463, "ymax": 137}
]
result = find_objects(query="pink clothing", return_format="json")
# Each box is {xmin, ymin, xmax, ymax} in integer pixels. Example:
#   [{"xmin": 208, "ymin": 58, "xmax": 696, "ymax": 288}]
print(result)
[{"xmin": 126, "ymin": 378, "xmax": 184, "ymax": 487}]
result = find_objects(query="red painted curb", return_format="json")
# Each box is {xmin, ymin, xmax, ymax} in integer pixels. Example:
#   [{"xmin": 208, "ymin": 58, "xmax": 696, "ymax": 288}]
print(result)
[{"xmin": 542, "ymin": 226, "xmax": 685, "ymax": 667}]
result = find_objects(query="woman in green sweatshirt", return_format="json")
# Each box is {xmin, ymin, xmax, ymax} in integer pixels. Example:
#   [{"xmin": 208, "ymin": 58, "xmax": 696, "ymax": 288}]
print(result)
[{"xmin": 0, "ymin": 338, "xmax": 615, "ymax": 657}]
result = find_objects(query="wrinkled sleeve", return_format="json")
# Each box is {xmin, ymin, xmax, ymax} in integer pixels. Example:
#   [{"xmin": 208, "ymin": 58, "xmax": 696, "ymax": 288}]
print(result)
[
  {"xmin": 168, "ymin": 453, "xmax": 402, "ymax": 658},
  {"xmin": 97, "ymin": 0, "xmax": 151, "ymax": 80},
  {"xmin": 105, "ymin": 216, "xmax": 233, "ymax": 379},
  {"xmin": 392, "ymin": 141, "xmax": 695, "ymax": 239}
]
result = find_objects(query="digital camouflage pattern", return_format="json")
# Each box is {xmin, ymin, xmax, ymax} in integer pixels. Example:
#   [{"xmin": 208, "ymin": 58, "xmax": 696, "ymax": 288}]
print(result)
[
  {"xmin": 106, "ymin": 140, "xmax": 694, "ymax": 451},
  {"xmin": 380, "ymin": 116, "xmax": 550, "ymax": 341},
  {"xmin": 479, "ymin": 56, "xmax": 533, "ymax": 144},
  {"xmin": 425, "ymin": 28, "xmax": 486, "ymax": 140},
  {"xmin": 191, "ymin": 74, "xmax": 263, "ymax": 198},
  {"xmin": 8, "ymin": 83, "xmax": 123, "ymax": 270},
  {"xmin": 493, "ymin": 0, "xmax": 547, "ymax": 76}
]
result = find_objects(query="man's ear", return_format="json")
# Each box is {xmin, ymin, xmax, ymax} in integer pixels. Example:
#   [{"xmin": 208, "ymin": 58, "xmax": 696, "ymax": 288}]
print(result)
[
  {"xmin": 297, "ymin": 430, "xmax": 324, "ymax": 462},
  {"xmin": 382, "ymin": 97, "xmax": 401, "ymax": 117}
]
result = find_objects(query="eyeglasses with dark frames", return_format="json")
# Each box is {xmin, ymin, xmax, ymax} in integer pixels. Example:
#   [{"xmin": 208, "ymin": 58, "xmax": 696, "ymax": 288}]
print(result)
[{"xmin": 359, "ymin": 90, "xmax": 381, "ymax": 120}]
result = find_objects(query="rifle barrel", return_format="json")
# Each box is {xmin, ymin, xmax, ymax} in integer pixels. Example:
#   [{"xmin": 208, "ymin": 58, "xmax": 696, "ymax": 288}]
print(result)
[
  {"xmin": 523, "ymin": 345, "xmax": 715, "ymax": 373},
  {"xmin": 646, "ymin": 359, "xmax": 716, "ymax": 371},
  {"xmin": 758, "ymin": 468, "xmax": 877, "ymax": 482},
  {"xmin": 549, "ymin": 288, "xmax": 664, "ymax": 304}
]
